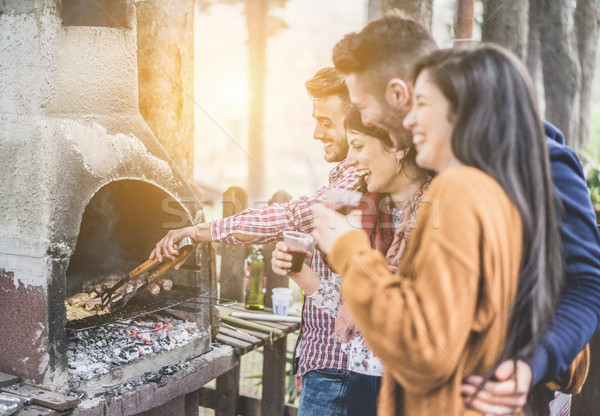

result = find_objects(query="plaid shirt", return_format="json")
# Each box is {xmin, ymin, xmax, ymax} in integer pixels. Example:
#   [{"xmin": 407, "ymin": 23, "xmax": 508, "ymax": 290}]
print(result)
[{"xmin": 211, "ymin": 159, "xmax": 359, "ymax": 376}]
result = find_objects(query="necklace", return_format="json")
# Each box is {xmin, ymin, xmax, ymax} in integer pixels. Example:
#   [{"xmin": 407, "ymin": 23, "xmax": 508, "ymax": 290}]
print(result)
[{"xmin": 392, "ymin": 208, "xmax": 403, "ymax": 227}]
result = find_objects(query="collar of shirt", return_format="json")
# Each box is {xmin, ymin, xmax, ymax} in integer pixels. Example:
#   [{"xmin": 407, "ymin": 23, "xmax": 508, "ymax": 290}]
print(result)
[{"xmin": 329, "ymin": 159, "xmax": 356, "ymax": 184}]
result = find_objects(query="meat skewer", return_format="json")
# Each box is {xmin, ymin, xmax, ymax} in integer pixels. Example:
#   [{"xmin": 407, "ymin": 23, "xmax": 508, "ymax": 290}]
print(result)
[
  {"xmin": 157, "ymin": 278, "xmax": 173, "ymax": 291},
  {"xmin": 148, "ymin": 283, "xmax": 161, "ymax": 296},
  {"xmin": 100, "ymin": 236, "xmax": 194, "ymax": 309}
]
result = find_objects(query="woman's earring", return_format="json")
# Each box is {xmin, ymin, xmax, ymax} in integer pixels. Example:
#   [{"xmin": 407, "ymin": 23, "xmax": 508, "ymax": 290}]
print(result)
[{"xmin": 396, "ymin": 149, "xmax": 408, "ymax": 173}]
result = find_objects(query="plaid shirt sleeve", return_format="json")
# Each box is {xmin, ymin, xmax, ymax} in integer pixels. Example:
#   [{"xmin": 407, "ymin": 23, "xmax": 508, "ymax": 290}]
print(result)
[{"xmin": 211, "ymin": 161, "xmax": 359, "ymax": 244}]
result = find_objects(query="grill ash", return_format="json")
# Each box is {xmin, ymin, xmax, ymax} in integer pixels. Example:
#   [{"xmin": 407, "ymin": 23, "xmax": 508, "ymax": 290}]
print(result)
[{"xmin": 67, "ymin": 314, "xmax": 201, "ymax": 382}]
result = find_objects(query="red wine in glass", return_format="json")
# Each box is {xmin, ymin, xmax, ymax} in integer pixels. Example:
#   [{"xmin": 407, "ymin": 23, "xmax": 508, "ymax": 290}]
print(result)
[{"xmin": 288, "ymin": 250, "xmax": 307, "ymax": 272}]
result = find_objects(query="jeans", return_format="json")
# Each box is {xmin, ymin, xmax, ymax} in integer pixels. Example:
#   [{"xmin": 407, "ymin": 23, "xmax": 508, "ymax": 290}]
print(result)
[
  {"xmin": 345, "ymin": 372, "xmax": 381, "ymax": 416},
  {"xmin": 298, "ymin": 368, "xmax": 349, "ymax": 416}
]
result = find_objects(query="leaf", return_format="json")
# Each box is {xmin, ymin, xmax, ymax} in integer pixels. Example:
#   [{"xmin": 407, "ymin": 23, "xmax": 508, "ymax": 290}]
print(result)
[
  {"xmin": 267, "ymin": 15, "xmax": 289, "ymax": 38},
  {"xmin": 580, "ymin": 150, "xmax": 600, "ymax": 206}
]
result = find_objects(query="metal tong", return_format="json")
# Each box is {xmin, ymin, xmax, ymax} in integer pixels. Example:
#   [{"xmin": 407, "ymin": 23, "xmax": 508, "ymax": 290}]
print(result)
[{"xmin": 100, "ymin": 237, "xmax": 195, "ymax": 311}]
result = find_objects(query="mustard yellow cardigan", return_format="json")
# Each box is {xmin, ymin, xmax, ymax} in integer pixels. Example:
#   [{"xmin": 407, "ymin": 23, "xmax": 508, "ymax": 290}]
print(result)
[{"xmin": 329, "ymin": 166, "xmax": 588, "ymax": 415}]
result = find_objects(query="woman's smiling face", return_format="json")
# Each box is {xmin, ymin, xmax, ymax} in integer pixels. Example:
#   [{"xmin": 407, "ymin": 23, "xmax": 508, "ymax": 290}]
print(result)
[
  {"xmin": 403, "ymin": 70, "xmax": 458, "ymax": 173},
  {"xmin": 346, "ymin": 130, "xmax": 400, "ymax": 194}
]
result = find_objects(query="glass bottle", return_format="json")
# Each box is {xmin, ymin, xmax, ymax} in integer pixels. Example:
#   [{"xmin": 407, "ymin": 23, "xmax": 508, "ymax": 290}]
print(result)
[{"xmin": 244, "ymin": 245, "xmax": 266, "ymax": 310}]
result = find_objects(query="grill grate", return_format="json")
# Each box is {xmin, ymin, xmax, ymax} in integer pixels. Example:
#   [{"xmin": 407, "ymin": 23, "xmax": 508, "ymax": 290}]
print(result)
[{"xmin": 66, "ymin": 288, "xmax": 210, "ymax": 332}]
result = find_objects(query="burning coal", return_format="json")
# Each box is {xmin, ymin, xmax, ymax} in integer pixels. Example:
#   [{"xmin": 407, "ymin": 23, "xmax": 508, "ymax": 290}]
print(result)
[{"xmin": 67, "ymin": 314, "xmax": 201, "ymax": 382}]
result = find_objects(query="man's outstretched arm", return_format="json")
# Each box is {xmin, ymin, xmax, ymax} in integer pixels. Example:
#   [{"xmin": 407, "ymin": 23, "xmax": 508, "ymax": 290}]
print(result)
[{"xmin": 149, "ymin": 222, "xmax": 256, "ymax": 266}]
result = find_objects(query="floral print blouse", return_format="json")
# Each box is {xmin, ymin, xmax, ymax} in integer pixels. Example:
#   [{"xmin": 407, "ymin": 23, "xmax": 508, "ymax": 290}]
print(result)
[{"xmin": 306, "ymin": 208, "xmax": 406, "ymax": 377}]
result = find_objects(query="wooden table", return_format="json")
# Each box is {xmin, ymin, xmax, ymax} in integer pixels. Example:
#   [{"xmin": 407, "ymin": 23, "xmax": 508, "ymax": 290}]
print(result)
[{"xmin": 199, "ymin": 304, "xmax": 301, "ymax": 416}]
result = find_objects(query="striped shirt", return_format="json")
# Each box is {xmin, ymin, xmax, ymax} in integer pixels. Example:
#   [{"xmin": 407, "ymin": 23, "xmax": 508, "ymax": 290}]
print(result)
[{"xmin": 211, "ymin": 159, "xmax": 359, "ymax": 376}]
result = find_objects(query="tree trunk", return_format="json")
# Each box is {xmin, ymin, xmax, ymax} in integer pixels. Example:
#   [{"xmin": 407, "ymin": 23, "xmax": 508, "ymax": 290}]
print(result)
[
  {"xmin": 368, "ymin": 0, "xmax": 383, "ymax": 22},
  {"xmin": 526, "ymin": 0, "xmax": 542, "ymax": 93},
  {"xmin": 481, "ymin": 0, "xmax": 528, "ymax": 60},
  {"xmin": 573, "ymin": 0, "xmax": 600, "ymax": 151},
  {"xmin": 539, "ymin": 0, "xmax": 580, "ymax": 148},
  {"xmin": 454, "ymin": 0, "xmax": 474, "ymax": 47},
  {"xmin": 246, "ymin": 0, "xmax": 268, "ymax": 201},
  {"xmin": 376, "ymin": 0, "xmax": 433, "ymax": 31}
]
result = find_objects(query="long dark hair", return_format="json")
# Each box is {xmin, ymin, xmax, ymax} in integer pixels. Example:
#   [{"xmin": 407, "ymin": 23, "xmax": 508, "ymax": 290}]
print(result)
[
  {"xmin": 344, "ymin": 106, "xmax": 394, "ymax": 147},
  {"xmin": 412, "ymin": 46, "xmax": 564, "ymax": 368}
]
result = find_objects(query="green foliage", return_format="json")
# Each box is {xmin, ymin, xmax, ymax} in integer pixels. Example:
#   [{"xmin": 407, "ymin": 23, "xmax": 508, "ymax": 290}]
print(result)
[
  {"xmin": 285, "ymin": 341, "xmax": 300, "ymax": 404},
  {"xmin": 581, "ymin": 150, "xmax": 600, "ymax": 228},
  {"xmin": 581, "ymin": 105, "xmax": 600, "ymax": 212},
  {"xmin": 583, "ymin": 154, "xmax": 600, "ymax": 209},
  {"xmin": 246, "ymin": 348, "xmax": 265, "ymax": 395},
  {"xmin": 589, "ymin": 105, "xmax": 600, "ymax": 160},
  {"xmin": 245, "ymin": 330, "xmax": 301, "ymax": 405}
]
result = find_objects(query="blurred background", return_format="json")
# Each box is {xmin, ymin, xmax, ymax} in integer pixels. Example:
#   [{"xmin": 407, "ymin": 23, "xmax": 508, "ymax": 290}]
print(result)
[{"xmin": 190, "ymin": 0, "xmax": 600, "ymax": 220}]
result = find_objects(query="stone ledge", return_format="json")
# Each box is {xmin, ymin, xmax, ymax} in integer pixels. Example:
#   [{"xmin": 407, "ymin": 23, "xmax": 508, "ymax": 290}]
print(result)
[{"xmin": 72, "ymin": 344, "xmax": 236, "ymax": 416}]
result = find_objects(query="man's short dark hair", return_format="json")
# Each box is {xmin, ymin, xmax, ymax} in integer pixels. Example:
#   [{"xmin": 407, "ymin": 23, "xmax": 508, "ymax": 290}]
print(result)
[
  {"xmin": 305, "ymin": 67, "xmax": 351, "ymax": 109},
  {"xmin": 332, "ymin": 14, "xmax": 437, "ymax": 91}
]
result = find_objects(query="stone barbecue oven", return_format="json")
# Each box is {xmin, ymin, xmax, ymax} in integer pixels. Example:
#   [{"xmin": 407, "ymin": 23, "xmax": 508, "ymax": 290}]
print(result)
[{"xmin": 0, "ymin": 0, "xmax": 212, "ymax": 396}]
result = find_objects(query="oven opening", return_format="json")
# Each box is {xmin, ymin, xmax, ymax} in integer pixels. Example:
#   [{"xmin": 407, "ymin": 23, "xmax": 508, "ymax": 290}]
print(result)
[
  {"xmin": 65, "ymin": 179, "xmax": 188, "ymax": 296},
  {"xmin": 64, "ymin": 179, "xmax": 209, "ymax": 397}
]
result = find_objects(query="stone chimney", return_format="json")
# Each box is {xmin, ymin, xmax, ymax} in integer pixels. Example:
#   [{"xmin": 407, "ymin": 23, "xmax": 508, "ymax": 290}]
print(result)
[{"xmin": 0, "ymin": 0, "xmax": 208, "ymax": 390}]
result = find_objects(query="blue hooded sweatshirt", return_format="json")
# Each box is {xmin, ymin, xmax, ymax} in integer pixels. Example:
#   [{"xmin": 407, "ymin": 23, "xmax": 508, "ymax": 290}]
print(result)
[{"xmin": 527, "ymin": 122, "xmax": 600, "ymax": 386}]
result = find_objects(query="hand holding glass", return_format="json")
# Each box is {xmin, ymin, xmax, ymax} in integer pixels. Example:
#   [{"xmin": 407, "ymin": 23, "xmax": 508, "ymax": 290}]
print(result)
[{"xmin": 282, "ymin": 231, "xmax": 313, "ymax": 273}]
